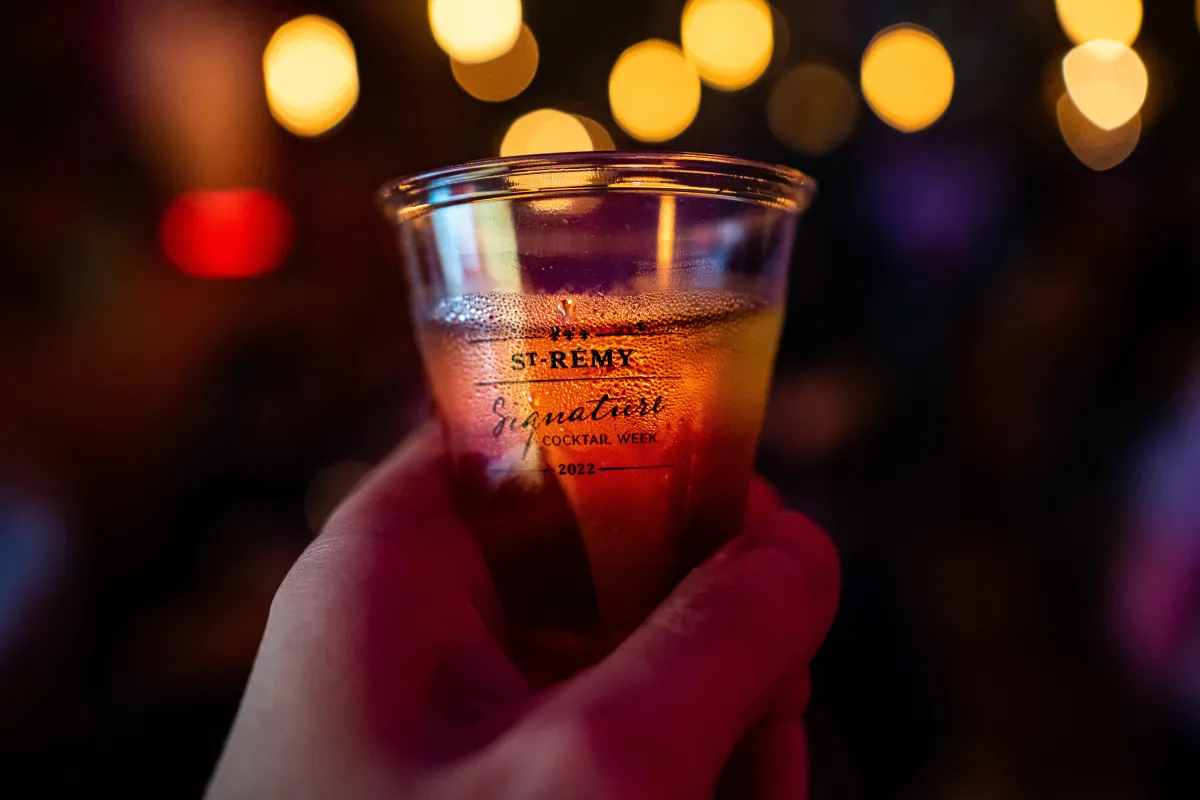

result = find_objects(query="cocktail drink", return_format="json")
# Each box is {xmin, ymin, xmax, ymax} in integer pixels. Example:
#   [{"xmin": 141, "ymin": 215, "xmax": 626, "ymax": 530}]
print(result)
[{"xmin": 380, "ymin": 153, "xmax": 813, "ymax": 671}]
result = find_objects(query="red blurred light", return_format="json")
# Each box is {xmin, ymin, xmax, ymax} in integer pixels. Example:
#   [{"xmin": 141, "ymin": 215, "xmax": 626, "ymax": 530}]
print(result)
[{"xmin": 160, "ymin": 190, "xmax": 293, "ymax": 279}]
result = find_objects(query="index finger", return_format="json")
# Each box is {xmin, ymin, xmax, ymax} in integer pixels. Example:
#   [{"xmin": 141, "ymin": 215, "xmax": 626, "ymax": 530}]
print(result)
[{"xmin": 530, "ymin": 509, "xmax": 839, "ymax": 797}]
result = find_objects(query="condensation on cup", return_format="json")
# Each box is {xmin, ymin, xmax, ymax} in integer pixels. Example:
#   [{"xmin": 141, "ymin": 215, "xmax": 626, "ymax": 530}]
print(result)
[{"xmin": 379, "ymin": 152, "xmax": 814, "ymax": 678}]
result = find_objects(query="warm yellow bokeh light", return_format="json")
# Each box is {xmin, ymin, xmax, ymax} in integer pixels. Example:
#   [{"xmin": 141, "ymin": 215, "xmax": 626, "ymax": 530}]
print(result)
[
  {"xmin": 1057, "ymin": 93, "xmax": 1140, "ymax": 171},
  {"xmin": 429, "ymin": 0, "xmax": 522, "ymax": 64},
  {"xmin": 263, "ymin": 15, "xmax": 359, "ymax": 137},
  {"xmin": 1055, "ymin": 0, "xmax": 1142, "ymax": 46},
  {"xmin": 499, "ymin": 108, "xmax": 593, "ymax": 157},
  {"xmin": 609, "ymin": 40, "xmax": 702, "ymax": 142},
  {"xmin": 681, "ymin": 0, "xmax": 774, "ymax": 90},
  {"xmin": 768, "ymin": 62, "xmax": 858, "ymax": 155},
  {"xmin": 451, "ymin": 23, "xmax": 537, "ymax": 102},
  {"xmin": 1062, "ymin": 39, "xmax": 1147, "ymax": 131},
  {"xmin": 573, "ymin": 115, "xmax": 616, "ymax": 150},
  {"xmin": 860, "ymin": 25, "xmax": 954, "ymax": 133}
]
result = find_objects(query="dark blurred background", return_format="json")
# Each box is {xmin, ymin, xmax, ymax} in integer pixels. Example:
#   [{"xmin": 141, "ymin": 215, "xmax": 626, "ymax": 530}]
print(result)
[{"xmin": 4, "ymin": 0, "xmax": 1200, "ymax": 796}]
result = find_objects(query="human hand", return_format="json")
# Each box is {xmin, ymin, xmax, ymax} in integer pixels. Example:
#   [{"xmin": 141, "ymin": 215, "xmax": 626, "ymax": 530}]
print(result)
[{"xmin": 206, "ymin": 427, "xmax": 839, "ymax": 799}]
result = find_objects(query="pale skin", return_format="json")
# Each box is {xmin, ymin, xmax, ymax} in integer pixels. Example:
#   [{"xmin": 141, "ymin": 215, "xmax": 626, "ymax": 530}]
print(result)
[{"xmin": 206, "ymin": 427, "xmax": 840, "ymax": 799}]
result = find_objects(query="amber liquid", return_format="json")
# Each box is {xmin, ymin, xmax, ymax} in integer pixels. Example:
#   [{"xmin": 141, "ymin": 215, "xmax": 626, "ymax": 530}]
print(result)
[{"xmin": 418, "ymin": 290, "xmax": 783, "ymax": 672}]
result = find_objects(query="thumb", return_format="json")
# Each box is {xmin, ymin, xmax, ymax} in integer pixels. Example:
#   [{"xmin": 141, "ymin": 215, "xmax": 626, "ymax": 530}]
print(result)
[{"xmin": 532, "ymin": 510, "xmax": 839, "ymax": 797}]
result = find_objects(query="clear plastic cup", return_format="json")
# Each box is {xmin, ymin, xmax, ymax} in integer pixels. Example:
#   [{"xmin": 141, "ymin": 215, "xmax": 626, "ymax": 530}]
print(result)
[{"xmin": 379, "ymin": 152, "xmax": 814, "ymax": 674}]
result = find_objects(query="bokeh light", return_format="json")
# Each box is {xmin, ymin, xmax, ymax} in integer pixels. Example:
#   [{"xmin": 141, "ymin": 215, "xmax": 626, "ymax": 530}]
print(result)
[
  {"xmin": 160, "ymin": 190, "xmax": 294, "ymax": 279},
  {"xmin": 609, "ymin": 39, "xmax": 702, "ymax": 142},
  {"xmin": 680, "ymin": 0, "xmax": 773, "ymax": 90},
  {"xmin": 573, "ymin": 114, "xmax": 616, "ymax": 150},
  {"xmin": 768, "ymin": 62, "xmax": 858, "ymax": 155},
  {"xmin": 429, "ymin": 0, "xmax": 522, "ymax": 64},
  {"xmin": 499, "ymin": 109, "xmax": 592, "ymax": 157},
  {"xmin": 864, "ymin": 145, "xmax": 1009, "ymax": 264},
  {"xmin": 263, "ymin": 15, "xmax": 359, "ymax": 137},
  {"xmin": 1062, "ymin": 39, "xmax": 1147, "ymax": 131},
  {"xmin": 1056, "ymin": 92, "xmax": 1140, "ymax": 171},
  {"xmin": 861, "ymin": 25, "xmax": 953, "ymax": 133},
  {"xmin": 450, "ymin": 23, "xmax": 537, "ymax": 102},
  {"xmin": 1055, "ymin": 0, "xmax": 1142, "ymax": 46}
]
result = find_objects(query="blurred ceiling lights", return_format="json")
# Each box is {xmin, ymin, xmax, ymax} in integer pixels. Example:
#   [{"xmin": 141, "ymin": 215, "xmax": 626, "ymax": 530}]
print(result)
[
  {"xmin": 861, "ymin": 25, "xmax": 954, "ymax": 133},
  {"xmin": 1062, "ymin": 39, "xmax": 1147, "ymax": 130},
  {"xmin": 609, "ymin": 40, "xmax": 702, "ymax": 142},
  {"xmin": 1056, "ymin": 93, "xmax": 1140, "ymax": 171},
  {"xmin": 573, "ymin": 115, "xmax": 616, "ymax": 151},
  {"xmin": 251, "ymin": 2, "xmax": 1169, "ymax": 183},
  {"xmin": 680, "ymin": 0, "xmax": 774, "ymax": 90},
  {"xmin": 1055, "ymin": 0, "xmax": 1142, "ymax": 46},
  {"xmin": 429, "ymin": 0, "xmax": 522, "ymax": 64},
  {"xmin": 451, "ymin": 23, "xmax": 538, "ymax": 102},
  {"xmin": 767, "ymin": 62, "xmax": 858, "ymax": 156},
  {"xmin": 499, "ymin": 109, "xmax": 593, "ymax": 157},
  {"xmin": 263, "ymin": 15, "xmax": 358, "ymax": 137},
  {"xmin": 160, "ymin": 190, "xmax": 294, "ymax": 279}
]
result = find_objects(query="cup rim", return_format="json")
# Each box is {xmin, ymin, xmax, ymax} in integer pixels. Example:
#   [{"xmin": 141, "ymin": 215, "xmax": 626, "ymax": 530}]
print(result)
[{"xmin": 377, "ymin": 150, "xmax": 816, "ymax": 223}]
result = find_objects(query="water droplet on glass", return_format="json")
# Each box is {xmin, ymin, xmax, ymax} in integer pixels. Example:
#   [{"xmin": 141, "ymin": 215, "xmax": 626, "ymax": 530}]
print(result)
[{"xmin": 556, "ymin": 297, "xmax": 574, "ymax": 324}]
